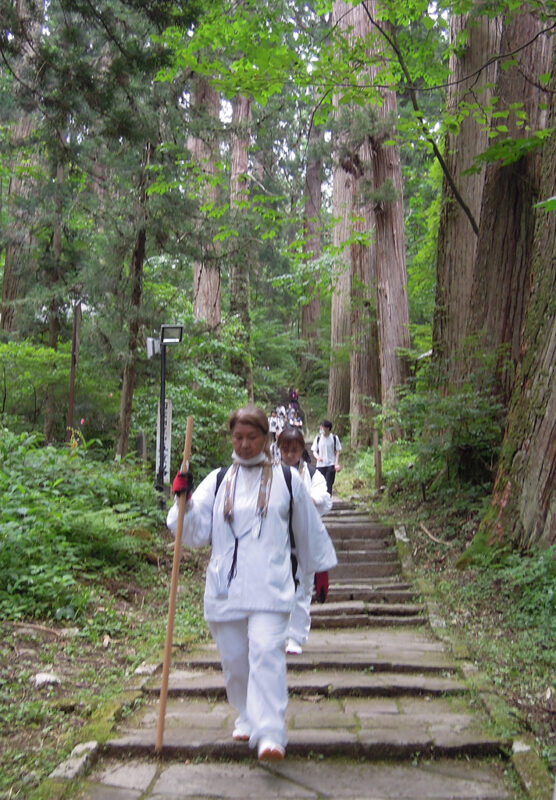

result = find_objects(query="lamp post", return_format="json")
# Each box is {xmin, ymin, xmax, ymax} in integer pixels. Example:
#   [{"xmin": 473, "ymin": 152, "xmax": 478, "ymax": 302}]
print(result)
[{"xmin": 149, "ymin": 324, "xmax": 183, "ymax": 491}]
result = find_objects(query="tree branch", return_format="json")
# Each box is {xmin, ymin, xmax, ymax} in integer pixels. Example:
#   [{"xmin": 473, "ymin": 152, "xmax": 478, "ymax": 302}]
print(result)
[{"xmin": 361, "ymin": 2, "xmax": 479, "ymax": 236}]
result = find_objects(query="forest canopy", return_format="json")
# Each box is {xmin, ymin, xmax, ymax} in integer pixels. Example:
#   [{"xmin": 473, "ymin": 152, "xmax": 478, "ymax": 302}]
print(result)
[{"xmin": 0, "ymin": 0, "xmax": 554, "ymax": 551}]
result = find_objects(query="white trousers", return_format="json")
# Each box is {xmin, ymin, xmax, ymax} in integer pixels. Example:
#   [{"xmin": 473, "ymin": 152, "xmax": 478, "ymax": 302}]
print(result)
[
  {"xmin": 208, "ymin": 611, "xmax": 290, "ymax": 749},
  {"xmin": 287, "ymin": 571, "xmax": 314, "ymax": 645}
]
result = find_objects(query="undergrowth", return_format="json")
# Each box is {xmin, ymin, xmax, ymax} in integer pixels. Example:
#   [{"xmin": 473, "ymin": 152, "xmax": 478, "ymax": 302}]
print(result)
[{"xmin": 0, "ymin": 429, "xmax": 207, "ymax": 798}]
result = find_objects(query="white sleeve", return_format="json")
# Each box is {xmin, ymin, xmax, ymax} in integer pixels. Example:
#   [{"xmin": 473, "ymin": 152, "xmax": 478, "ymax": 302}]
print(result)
[
  {"xmin": 165, "ymin": 469, "xmax": 220, "ymax": 548},
  {"xmin": 289, "ymin": 469, "xmax": 337, "ymax": 575},
  {"xmin": 310, "ymin": 469, "xmax": 332, "ymax": 516}
]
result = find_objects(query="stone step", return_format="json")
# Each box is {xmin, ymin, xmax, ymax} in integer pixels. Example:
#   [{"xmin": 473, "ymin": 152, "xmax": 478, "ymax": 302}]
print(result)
[
  {"xmin": 328, "ymin": 586, "xmax": 418, "ymax": 603},
  {"xmin": 334, "ymin": 548, "xmax": 399, "ymax": 562},
  {"xmin": 81, "ymin": 754, "xmax": 514, "ymax": 798},
  {"xmin": 326, "ymin": 524, "xmax": 394, "ymax": 540},
  {"xmin": 105, "ymin": 695, "xmax": 507, "ymax": 762},
  {"xmin": 311, "ymin": 614, "xmax": 426, "ymax": 629},
  {"xmin": 333, "ymin": 561, "xmax": 401, "ymax": 579},
  {"xmin": 311, "ymin": 600, "xmax": 426, "ymax": 618},
  {"xmin": 173, "ymin": 629, "xmax": 457, "ymax": 675},
  {"xmin": 333, "ymin": 535, "xmax": 393, "ymax": 547},
  {"xmin": 142, "ymin": 668, "xmax": 464, "ymax": 699}
]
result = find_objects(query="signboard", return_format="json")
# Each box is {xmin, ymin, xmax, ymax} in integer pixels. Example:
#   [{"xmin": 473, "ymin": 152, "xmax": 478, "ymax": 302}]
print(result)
[{"xmin": 155, "ymin": 398, "xmax": 172, "ymax": 484}]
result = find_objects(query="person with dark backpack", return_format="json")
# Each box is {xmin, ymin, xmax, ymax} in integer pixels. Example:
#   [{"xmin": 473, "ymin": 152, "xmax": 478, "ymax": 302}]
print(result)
[
  {"xmin": 311, "ymin": 419, "xmax": 342, "ymax": 495},
  {"xmin": 166, "ymin": 405, "xmax": 337, "ymax": 762},
  {"xmin": 277, "ymin": 427, "xmax": 333, "ymax": 655}
]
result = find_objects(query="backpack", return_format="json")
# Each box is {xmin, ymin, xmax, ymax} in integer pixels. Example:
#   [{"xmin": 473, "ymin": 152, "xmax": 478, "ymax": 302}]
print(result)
[
  {"xmin": 316, "ymin": 434, "xmax": 339, "ymax": 453},
  {"xmin": 214, "ymin": 464, "xmax": 298, "ymax": 586}
]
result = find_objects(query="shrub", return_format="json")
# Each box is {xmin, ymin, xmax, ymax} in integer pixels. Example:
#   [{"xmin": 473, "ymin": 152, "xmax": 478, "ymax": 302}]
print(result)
[{"xmin": 0, "ymin": 430, "xmax": 165, "ymax": 621}]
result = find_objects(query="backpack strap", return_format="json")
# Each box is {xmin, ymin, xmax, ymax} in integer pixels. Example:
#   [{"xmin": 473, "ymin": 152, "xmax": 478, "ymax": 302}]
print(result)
[
  {"xmin": 214, "ymin": 466, "xmax": 229, "ymax": 495},
  {"xmin": 307, "ymin": 463, "xmax": 316, "ymax": 478},
  {"xmin": 281, "ymin": 464, "xmax": 298, "ymax": 588}
]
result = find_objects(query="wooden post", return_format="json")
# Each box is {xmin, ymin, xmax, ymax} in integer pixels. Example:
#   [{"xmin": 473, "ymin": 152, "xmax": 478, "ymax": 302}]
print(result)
[
  {"xmin": 373, "ymin": 426, "xmax": 382, "ymax": 491},
  {"xmin": 155, "ymin": 416, "xmax": 193, "ymax": 753}
]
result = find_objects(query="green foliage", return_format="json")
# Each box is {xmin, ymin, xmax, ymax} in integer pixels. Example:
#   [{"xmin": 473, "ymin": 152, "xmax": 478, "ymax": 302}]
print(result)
[
  {"xmin": 0, "ymin": 430, "xmax": 165, "ymax": 621},
  {"xmin": 469, "ymin": 546, "xmax": 556, "ymax": 635},
  {"xmin": 356, "ymin": 354, "xmax": 506, "ymax": 496},
  {"xmin": 131, "ymin": 315, "xmax": 247, "ymax": 479},
  {"xmin": 0, "ymin": 341, "xmax": 71, "ymax": 432},
  {"xmin": 464, "ymin": 129, "xmax": 553, "ymax": 175}
]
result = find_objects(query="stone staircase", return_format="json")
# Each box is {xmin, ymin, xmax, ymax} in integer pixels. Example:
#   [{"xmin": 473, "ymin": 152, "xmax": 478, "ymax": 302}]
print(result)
[{"xmin": 69, "ymin": 501, "xmax": 521, "ymax": 799}]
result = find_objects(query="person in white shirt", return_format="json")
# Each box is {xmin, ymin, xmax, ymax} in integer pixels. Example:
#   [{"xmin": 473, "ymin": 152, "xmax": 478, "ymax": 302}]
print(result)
[
  {"xmin": 277, "ymin": 426, "xmax": 332, "ymax": 656},
  {"xmin": 167, "ymin": 405, "xmax": 337, "ymax": 762},
  {"xmin": 311, "ymin": 419, "xmax": 342, "ymax": 495}
]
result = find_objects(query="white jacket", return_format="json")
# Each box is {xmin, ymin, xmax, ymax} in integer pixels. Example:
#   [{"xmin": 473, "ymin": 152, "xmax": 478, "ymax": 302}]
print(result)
[
  {"xmin": 166, "ymin": 463, "xmax": 337, "ymax": 622},
  {"xmin": 300, "ymin": 462, "xmax": 332, "ymax": 517}
]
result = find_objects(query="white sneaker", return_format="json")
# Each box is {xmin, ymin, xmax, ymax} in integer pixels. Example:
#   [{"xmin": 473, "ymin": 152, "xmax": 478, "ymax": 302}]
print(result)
[
  {"xmin": 232, "ymin": 718, "xmax": 251, "ymax": 741},
  {"xmin": 258, "ymin": 737, "xmax": 285, "ymax": 761},
  {"xmin": 286, "ymin": 638, "xmax": 302, "ymax": 655}
]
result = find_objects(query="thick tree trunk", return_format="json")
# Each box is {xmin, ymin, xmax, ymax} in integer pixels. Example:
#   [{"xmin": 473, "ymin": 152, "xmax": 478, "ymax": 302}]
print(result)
[
  {"xmin": 328, "ymin": 0, "xmax": 358, "ymax": 433},
  {"xmin": 349, "ymin": 202, "xmax": 380, "ymax": 449},
  {"xmin": 189, "ymin": 75, "xmax": 221, "ymax": 329},
  {"xmin": 433, "ymin": 13, "xmax": 501, "ymax": 377},
  {"xmin": 43, "ymin": 161, "xmax": 64, "ymax": 443},
  {"xmin": 115, "ymin": 224, "xmax": 145, "ymax": 459},
  {"xmin": 115, "ymin": 143, "xmax": 152, "ymax": 458},
  {"xmin": 229, "ymin": 94, "xmax": 253, "ymax": 399},
  {"xmin": 466, "ymin": 11, "xmax": 552, "ymax": 403},
  {"xmin": 471, "ymin": 51, "xmax": 556, "ymax": 553},
  {"xmin": 328, "ymin": 149, "xmax": 352, "ymax": 433},
  {"xmin": 301, "ymin": 123, "xmax": 323, "ymax": 346},
  {"xmin": 370, "ymin": 84, "xmax": 411, "ymax": 408},
  {"xmin": 1, "ymin": 0, "xmax": 41, "ymax": 336}
]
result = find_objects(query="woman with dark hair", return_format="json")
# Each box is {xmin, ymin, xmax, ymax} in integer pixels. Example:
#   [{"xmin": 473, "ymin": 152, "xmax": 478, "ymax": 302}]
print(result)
[
  {"xmin": 277, "ymin": 427, "xmax": 332, "ymax": 655},
  {"xmin": 167, "ymin": 405, "xmax": 337, "ymax": 761}
]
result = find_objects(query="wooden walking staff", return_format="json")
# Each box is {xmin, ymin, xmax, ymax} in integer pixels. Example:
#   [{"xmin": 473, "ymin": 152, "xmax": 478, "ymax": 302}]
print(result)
[{"xmin": 155, "ymin": 415, "xmax": 193, "ymax": 753}]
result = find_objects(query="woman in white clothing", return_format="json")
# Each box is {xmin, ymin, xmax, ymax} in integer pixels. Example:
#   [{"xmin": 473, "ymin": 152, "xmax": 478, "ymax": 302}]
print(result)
[
  {"xmin": 167, "ymin": 405, "xmax": 337, "ymax": 761},
  {"xmin": 277, "ymin": 427, "xmax": 332, "ymax": 656}
]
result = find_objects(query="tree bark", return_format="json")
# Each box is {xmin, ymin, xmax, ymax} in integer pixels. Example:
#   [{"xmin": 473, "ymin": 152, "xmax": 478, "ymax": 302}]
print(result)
[
  {"xmin": 229, "ymin": 93, "xmax": 253, "ymax": 399},
  {"xmin": 472, "ymin": 49, "xmax": 556, "ymax": 552},
  {"xmin": 433, "ymin": 13, "xmax": 501, "ymax": 376},
  {"xmin": 115, "ymin": 143, "xmax": 152, "ymax": 458},
  {"xmin": 466, "ymin": 11, "xmax": 552, "ymax": 403},
  {"xmin": 301, "ymin": 123, "xmax": 323, "ymax": 346},
  {"xmin": 1, "ymin": 1, "xmax": 43, "ymax": 332},
  {"xmin": 189, "ymin": 75, "xmax": 222, "ymax": 329},
  {"xmin": 370, "ymin": 79, "xmax": 411, "ymax": 408},
  {"xmin": 43, "ymin": 160, "xmax": 64, "ymax": 443}
]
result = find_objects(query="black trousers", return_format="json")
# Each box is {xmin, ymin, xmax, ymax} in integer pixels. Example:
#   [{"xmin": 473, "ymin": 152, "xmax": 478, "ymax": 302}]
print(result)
[{"xmin": 318, "ymin": 465, "xmax": 336, "ymax": 495}]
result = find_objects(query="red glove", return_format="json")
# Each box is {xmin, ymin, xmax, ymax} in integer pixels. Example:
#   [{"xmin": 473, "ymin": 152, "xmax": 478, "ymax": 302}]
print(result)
[
  {"xmin": 314, "ymin": 571, "xmax": 329, "ymax": 603},
  {"xmin": 172, "ymin": 470, "xmax": 193, "ymax": 499}
]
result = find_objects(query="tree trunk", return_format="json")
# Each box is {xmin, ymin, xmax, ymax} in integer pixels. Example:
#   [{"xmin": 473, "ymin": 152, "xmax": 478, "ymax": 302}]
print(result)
[
  {"xmin": 43, "ymin": 161, "xmax": 64, "ymax": 443},
  {"xmin": 301, "ymin": 123, "xmax": 323, "ymax": 346},
  {"xmin": 466, "ymin": 11, "xmax": 552, "ymax": 403},
  {"xmin": 328, "ymin": 155, "xmax": 353, "ymax": 434},
  {"xmin": 1, "ymin": 0, "xmax": 42, "ymax": 332},
  {"xmin": 349, "ymin": 202, "xmax": 380, "ymax": 449},
  {"xmin": 115, "ymin": 227, "xmax": 145, "ymax": 459},
  {"xmin": 370, "ymin": 82, "xmax": 411, "ymax": 409},
  {"xmin": 115, "ymin": 143, "xmax": 152, "ymax": 458},
  {"xmin": 229, "ymin": 93, "xmax": 253, "ymax": 399},
  {"xmin": 328, "ymin": 0, "xmax": 357, "ymax": 433},
  {"xmin": 470, "ymin": 50, "xmax": 556, "ymax": 553},
  {"xmin": 433, "ymin": 13, "xmax": 501, "ymax": 377},
  {"xmin": 189, "ymin": 75, "xmax": 222, "ymax": 329}
]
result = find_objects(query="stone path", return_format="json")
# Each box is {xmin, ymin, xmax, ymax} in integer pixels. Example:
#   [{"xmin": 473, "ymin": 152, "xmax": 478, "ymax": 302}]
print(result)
[{"xmin": 50, "ymin": 502, "xmax": 547, "ymax": 799}]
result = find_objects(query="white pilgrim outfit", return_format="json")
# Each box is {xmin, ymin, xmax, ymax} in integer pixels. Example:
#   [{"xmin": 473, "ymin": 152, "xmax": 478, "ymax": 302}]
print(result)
[
  {"xmin": 287, "ymin": 463, "xmax": 332, "ymax": 649},
  {"xmin": 166, "ymin": 451, "xmax": 337, "ymax": 751}
]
